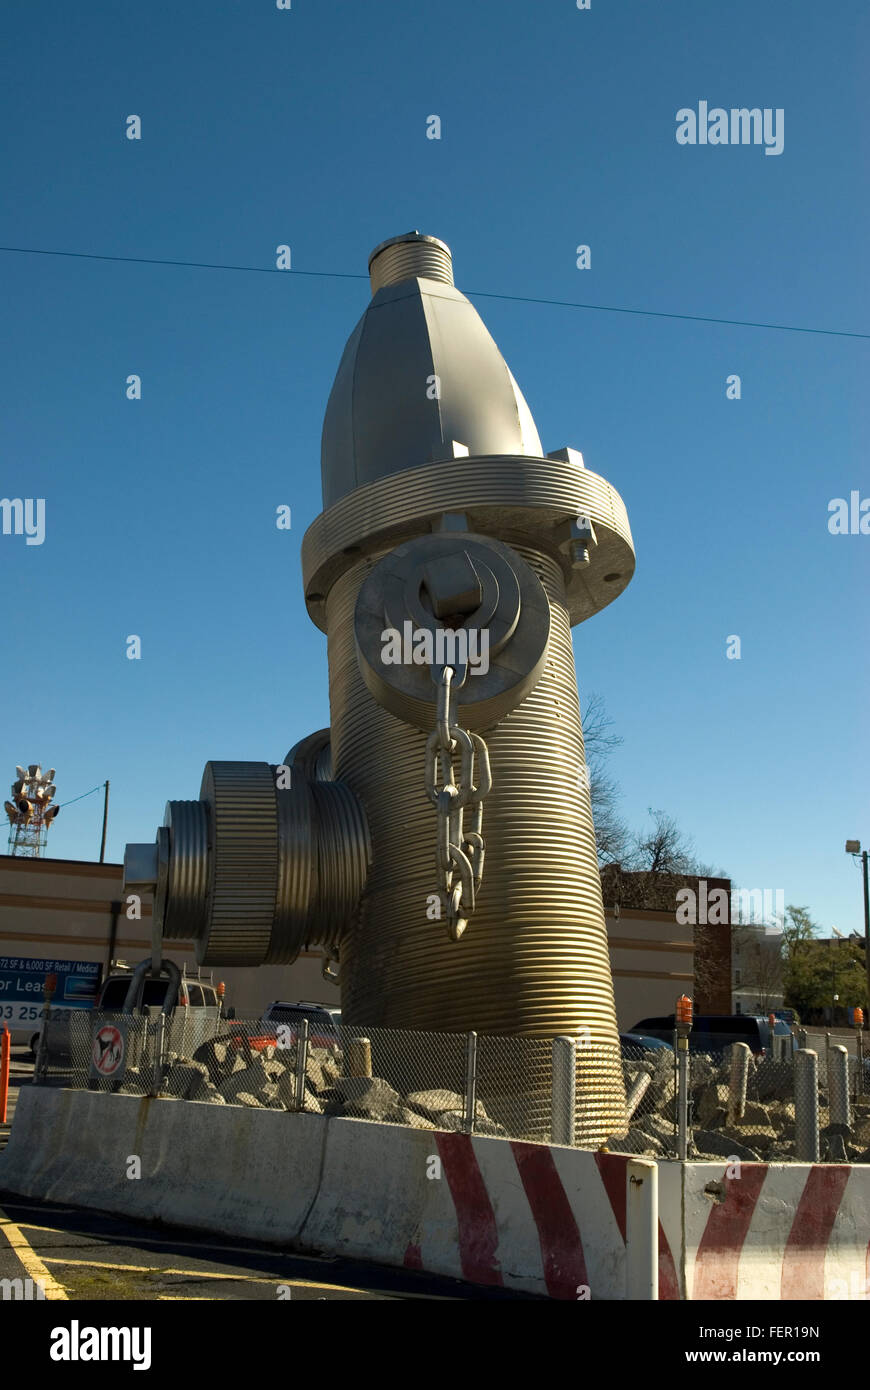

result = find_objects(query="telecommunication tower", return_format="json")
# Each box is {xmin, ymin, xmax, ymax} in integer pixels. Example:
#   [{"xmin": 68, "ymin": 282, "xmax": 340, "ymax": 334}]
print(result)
[{"xmin": 4, "ymin": 764, "xmax": 59, "ymax": 857}]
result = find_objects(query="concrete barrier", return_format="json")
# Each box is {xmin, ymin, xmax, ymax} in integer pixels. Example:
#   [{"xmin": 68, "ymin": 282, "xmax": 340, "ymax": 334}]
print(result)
[
  {"xmin": 3, "ymin": 1090, "xmax": 868, "ymax": 1299},
  {"xmin": 0, "ymin": 1088, "xmax": 326, "ymax": 1245},
  {"xmin": 0, "ymin": 1088, "xmax": 643, "ymax": 1299},
  {"xmin": 660, "ymin": 1158, "xmax": 870, "ymax": 1300}
]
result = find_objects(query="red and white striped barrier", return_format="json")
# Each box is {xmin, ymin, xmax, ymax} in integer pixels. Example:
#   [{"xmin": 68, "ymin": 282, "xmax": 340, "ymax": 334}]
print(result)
[{"xmin": 663, "ymin": 1160, "xmax": 870, "ymax": 1300}]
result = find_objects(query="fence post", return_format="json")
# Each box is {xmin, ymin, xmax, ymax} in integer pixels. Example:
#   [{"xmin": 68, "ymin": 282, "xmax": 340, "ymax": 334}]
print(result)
[
  {"xmin": 828, "ymin": 1044, "xmax": 851, "ymax": 1130},
  {"xmin": 294, "ymin": 1018, "xmax": 310, "ymax": 1111},
  {"xmin": 727, "ymin": 1042, "xmax": 751, "ymax": 1125},
  {"xmin": 34, "ymin": 1010, "xmax": 50, "ymax": 1087},
  {"xmin": 676, "ymin": 1042, "xmax": 690, "ymax": 1160},
  {"xmin": 626, "ymin": 1159, "xmax": 658, "ymax": 1300},
  {"xmin": 796, "ymin": 1027, "xmax": 807, "ymax": 1050},
  {"xmin": 794, "ymin": 1049, "xmax": 820, "ymax": 1162},
  {"xmin": 149, "ymin": 1014, "xmax": 166, "ymax": 1097},
  {"xmin": 464, "ymin": 1031, "xmax": 478, "ymax": 1134},
  {"xmin": 551, "ymin": 1036, "xmax": 576, "ymax": 1145}
]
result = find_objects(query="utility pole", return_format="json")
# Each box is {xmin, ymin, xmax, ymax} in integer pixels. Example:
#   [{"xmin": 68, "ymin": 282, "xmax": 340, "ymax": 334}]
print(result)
[
  {"xmin": 845, "ymin": 842, "xmax": 870, "ymax": 1019},
  {"xmin": 99, "ymin": 780, "xmax": 110, "ymax": 863}
]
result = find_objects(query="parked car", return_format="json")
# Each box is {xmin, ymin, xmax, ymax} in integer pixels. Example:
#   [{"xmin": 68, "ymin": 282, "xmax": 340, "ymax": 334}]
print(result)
[
  {"xmin": 212, "ymin": 1002, "xmax": 342, "ymax": 1062},
  {"xmin": 620, "ymin": 1031, "xmax": 673, "ymax": 1055},
  {"xmin": 96, "ymin": 970, "xmax": 221, "ymax": 1014},
  {"xmin": 629, "ymin": 1013, "xmax": 792, "ymax": 1058},
  {"xmin": 260, "ymin": 1001, "xmax": 342, "ymax": 1051}
]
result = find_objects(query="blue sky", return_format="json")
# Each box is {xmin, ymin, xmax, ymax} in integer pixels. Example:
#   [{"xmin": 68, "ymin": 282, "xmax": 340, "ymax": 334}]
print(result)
[{"xmin": 1, "ymin": 0, "xmax": 867, "ymax": 934}]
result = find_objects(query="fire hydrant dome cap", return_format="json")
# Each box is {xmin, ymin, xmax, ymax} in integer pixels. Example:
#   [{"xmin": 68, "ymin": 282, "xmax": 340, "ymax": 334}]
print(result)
[{"xmin": 321, "ymin": 234, "xmax": 543, "ymax": 509}]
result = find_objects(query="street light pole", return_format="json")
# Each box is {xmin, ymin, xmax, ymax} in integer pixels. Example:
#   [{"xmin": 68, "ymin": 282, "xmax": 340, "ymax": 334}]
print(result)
[{"xmin": 845, "ymin": 841, "xmax": 870, "ymax": 1021}]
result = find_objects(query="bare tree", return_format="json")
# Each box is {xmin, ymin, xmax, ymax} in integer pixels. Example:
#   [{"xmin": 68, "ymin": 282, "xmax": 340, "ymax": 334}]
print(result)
[
  {"xmin": 580, "ymin": 691, "xmax": 630, "ymax": 865},
  {"xmin": 626, "ymin": 808, "xmax": 696, "ymax": 875}
]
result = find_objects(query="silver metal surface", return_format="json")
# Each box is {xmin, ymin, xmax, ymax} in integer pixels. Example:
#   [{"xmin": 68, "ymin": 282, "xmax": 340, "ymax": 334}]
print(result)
[
  {"xmin": 424, "ymin": 667, "xmax": 492, "ymax": 940},
  {"xmin": 321, "ymin": 243, "xmax": 543, "ymax": 507},
  {"xmin": 161, "ymin": 802, "xmax": 207, "ymax": 942},
  {"xmin": 199, "ymin": 762, "xmax": 278, "ymax": 966},
  {"xmin": 146, "ymin": 763, "xmax": 369, "ymax": 970},
  {"xmin": 302, "ymin": 455, "xmax": 634, "ymax": 633},
  {"xmin": 354, "ymin": 532, "xmax": 551, "ymax": 729},
  {"xmin": 368, "ymin": 231, "xmax": 454, "ymax": 292}
]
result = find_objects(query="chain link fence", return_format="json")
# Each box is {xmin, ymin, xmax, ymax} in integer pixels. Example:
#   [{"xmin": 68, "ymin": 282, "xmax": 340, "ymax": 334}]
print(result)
[{"xmin": 33, "ymin": 1010, "xmax": 870, "ymax": 1161}]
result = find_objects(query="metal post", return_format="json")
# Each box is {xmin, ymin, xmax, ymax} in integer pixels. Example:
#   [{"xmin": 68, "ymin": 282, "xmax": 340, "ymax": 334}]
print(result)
[
  {"xmin": 150, "ymin": 1013, "xmax": 166, "ymax": 1097},
  {"xmin": 294, "ymin": 1018, "xmax": 310, "ymax": 1111},
  {"xmin": 34, "ymin": 974, "xmax": 56, "ymax": 1087},
  {"xmin": 464, "ymin": 1031, "xmax": 478, "ymax": 1134},
  {"xmin": 797, "ymin": 1027, "xmax": 807, "ymax": 1050},
  {"xmin": 99, "ymin": 780, "xmax": 110, "ymax": 863},
  {"xmin": 863, "ymin": 850, "xmax": 870, "ymax": 1015},
  {"xmin": 551, "ymin": 1036, "xmax": 577, "ymax": 1145},
  {"xmin": 727, "ymin": 1042, "xmax": 751, "ymax": 1125},
  {"xmin": 828, "ymin": 1044, "xmax": 851, "ymax": 1130},
  {"xmin": 677, "ymin": 1039, "xmax": 689, "ymax": 1160},
  {"xmin": 794, "ymin": 1049, "xmax": 820, "ymax": 1162},
  {"xmin": 626, "ymin": 1159, "xmax": 659, "ymax": 1300},
  {"xmin": 857, "ymin": 1029, "xmax": 864, "ymax": 1098}
]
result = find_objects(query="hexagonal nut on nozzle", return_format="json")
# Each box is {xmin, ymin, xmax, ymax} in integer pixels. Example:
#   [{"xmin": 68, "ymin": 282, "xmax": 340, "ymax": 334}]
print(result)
[
  {"xmin": 122, "ymin": 842, "xmax": 159, "ymax": 896},
  {"xmin": 556, "ymin": 514, "xmax": 597, "ymax": 567}
]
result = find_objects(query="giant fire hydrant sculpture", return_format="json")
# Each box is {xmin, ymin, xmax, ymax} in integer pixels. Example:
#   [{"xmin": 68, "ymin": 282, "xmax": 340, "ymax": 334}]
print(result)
[{"xmin": 124, "ymin": 232, "xmax": 636, "ymax": 1142}]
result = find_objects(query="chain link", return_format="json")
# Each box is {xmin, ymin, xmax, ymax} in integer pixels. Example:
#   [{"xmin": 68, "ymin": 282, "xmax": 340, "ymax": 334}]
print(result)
[{"xmin": 424, "ymin": 666, "xmax": 492, "ymax": 941}]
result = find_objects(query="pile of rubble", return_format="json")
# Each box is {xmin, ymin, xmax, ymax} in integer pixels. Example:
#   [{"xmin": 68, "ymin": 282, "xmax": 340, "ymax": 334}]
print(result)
[
  {"xmin": 611, "ymin": 1050, "xmax": 870, "ymax": 1163},
  {"xmin": 119, "ymin": 1035, "xmax": 508, "ymax": 1135}
]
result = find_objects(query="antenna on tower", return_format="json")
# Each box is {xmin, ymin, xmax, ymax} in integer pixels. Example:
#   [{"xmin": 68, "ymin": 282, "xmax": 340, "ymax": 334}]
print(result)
[{"xmin": 5, "ymin": 764, "xmax": 60, "ymax": 857}]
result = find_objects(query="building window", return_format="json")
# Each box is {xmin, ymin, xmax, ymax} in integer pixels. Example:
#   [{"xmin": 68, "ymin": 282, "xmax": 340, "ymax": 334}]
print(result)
[{"xmin": 735, "ymin": 969, "xmax": 741, "ymax": 985}]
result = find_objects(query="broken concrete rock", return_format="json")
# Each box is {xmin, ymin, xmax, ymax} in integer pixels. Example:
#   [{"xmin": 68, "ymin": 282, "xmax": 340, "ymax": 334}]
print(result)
[
  {"xmin": 216, "ymin": 1056, "xmax": 273, "ymax": 1102},
  {"xmin": 163, "ymin": 1060, "xmax": 211, "ymax": 1099},
  {"xmin": 192, "ymin": 1037, "xmax": 251, "ymax": 1085},
  {"xmin": 323, "ymin": 1076, "xmax": 402, "ymax": 1120},
  {"xmin": 406, "ymin": 1090, "xmax": 490, "ymax": 1123},
  {"xmin": 694, "ymin": 1084, "xmax": 730, "ymax": 1129}
]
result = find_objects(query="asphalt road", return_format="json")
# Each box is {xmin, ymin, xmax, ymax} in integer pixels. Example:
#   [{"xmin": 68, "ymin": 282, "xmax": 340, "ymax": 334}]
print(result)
[
  {"xmin": 0, "ymin": 1052, "xmax": 531, "ymax": 1303},
  {"xmin": 0, "ymin": 1191, "xmax": 536, "ymax": 1302}
]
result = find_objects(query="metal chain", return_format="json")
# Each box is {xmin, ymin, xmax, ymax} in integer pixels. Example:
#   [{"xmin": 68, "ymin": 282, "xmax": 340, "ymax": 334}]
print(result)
[{"xmin": 424, "ymin": 666, "xmax": 492, "ymax": 941}]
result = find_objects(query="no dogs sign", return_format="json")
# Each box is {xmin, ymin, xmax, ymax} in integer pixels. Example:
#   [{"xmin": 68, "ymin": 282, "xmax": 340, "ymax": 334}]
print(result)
[{"xmin": 89, "ymin": 1022, "xmax": 127, "ymax": 1082}]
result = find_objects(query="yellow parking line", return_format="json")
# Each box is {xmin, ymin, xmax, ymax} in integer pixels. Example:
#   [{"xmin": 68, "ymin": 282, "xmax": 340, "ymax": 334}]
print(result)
[
  {"xmin": 41, "ymin": 1257, "xmax": 278, "ymax": 1282},
  {"xmin": 0, "ymin": 1212, "xmax": 68, "ymax": 1300},
  {"xmin": 13, "ymin": 1220, "xmax": 335, "ymax": 1264},
  {"xmin": 40, "ymin": 1256, "xmax": 368, "ymax": 1294}
]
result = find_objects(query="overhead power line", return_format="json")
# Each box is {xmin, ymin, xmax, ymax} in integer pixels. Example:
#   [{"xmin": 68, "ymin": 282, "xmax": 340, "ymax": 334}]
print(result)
[
  {"xmin": 0, "ymin": 243, "xmax": 866, "ymax": 341},
  {"xmin": 57, "ymin": 783, "xmax": 104, "ymax": 809}
]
